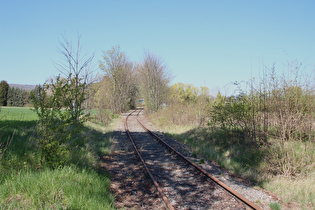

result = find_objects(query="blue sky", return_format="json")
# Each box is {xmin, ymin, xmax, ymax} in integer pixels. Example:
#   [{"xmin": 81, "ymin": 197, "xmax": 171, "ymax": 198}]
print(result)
[{"xmin": 1, "ymin": 0, "xmax": 314, "ymax": 95}]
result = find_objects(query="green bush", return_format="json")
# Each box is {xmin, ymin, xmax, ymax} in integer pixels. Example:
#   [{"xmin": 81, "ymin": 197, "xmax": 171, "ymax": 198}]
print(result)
[{"xmin": 31, "ymin": 76, "xmax": 88, "ymax": 168}]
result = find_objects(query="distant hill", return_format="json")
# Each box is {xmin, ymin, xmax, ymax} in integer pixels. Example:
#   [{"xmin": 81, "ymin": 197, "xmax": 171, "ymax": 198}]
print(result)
[{"xmin": 9, "ymin": 84, "xmax": 36, "ymax": 91}]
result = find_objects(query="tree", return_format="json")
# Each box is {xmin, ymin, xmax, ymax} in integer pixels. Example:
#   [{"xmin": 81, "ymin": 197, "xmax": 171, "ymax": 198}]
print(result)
[
  {"xmin": 0, "ymin": 81, "xmax": 9, "ymax": 106},
  {"xmin": 170, "ymin": 83, "xmax": 199, "ymax": 103},
  {"xmin": 55, "ymin": 34, "xmax": 94, "ymax": 120},
  {"xmin": 30, "ymin": 85, "xmax": 43, "ymax": 103},
  {"xmin": 31, "ymin": 76, "xmax": 88, "ymax": 168},
  {"xmin": 138, "ymin": 52, "xmax": 171, "ymax": 113},
  {"xmin": 30, "ymin": 35, "xmax": 94, "ymax": 168},
  {"xmin": 7, "ymin": 87, "xmax": 30, "ymax": 107},
  {"xmin": 99, "ymin": 46, "xmax": 137, "ymax": 113},
  {"xmin": 168, "ymin": 83, "xmax": 211, "ymax": 125}
]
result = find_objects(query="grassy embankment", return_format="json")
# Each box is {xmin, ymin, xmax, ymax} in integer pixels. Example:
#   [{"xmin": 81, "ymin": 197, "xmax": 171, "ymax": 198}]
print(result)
[
  {"xmin": 0, "ymin": 107, "xmax": 118, "ymax": 209},
  {"xmin": 148, "ymin": 110, "xmax": 314, "ymax": 209}
]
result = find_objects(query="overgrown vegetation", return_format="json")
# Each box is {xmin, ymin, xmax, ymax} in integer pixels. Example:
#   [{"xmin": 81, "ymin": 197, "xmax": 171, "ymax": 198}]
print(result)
[
  {"xmin": 149, "ymin": 61, "xmax": 314, "ymax": 208},
  {"xmin": 209, "ymin": 61, "xmax": 314, "ymax": 178},
  {"xmin": 0, "ymin": 35, "xmax": 117, "ymax": 208},
  {"xmin": 0, "ymin": 107, "xmax": 116, "ymax": 209},
  {"xmin": 98, "ymin": 45, "xmax": 138, "ymax": 114},
  {"xmin": 137, "ymin": 51, "xmax": 171, "ymax": 113},
  {"xmin": 30, "ymin": 76, "xmax": 88, "ymax": 168}
]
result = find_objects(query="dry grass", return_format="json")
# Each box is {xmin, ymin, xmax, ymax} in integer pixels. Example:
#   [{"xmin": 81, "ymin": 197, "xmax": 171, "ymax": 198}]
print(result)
[
  {"xmin": 264, "ymin": 173, "xmax": 315, "ymax": 209},
  {"xmin": 149, "ymin": 110, "xmax": 315, "ymax": 208}
]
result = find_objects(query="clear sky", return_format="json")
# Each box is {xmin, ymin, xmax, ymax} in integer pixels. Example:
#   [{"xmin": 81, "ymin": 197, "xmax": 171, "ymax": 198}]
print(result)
[{"xmin": 1, "ymin": 0, "xmax": 314, "ymax": 95}]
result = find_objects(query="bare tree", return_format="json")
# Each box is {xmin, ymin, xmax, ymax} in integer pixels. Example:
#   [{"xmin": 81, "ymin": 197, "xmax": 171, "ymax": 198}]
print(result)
[
  {"xmin": 138, "ymin": 51, "xmax": 171, "ymax": 113},
  {"xmin": 55, "ymin": 34, "xmax": 95, "ymax": 119},
  {"xmin": 99, "ymin": 46, "xmax": 137, "ymax": 113}
]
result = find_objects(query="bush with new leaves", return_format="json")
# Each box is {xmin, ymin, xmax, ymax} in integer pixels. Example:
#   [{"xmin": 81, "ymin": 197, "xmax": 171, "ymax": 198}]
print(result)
[{"xmin": 31, "ymin": 76, "xmax": 87, "ymax": 168}]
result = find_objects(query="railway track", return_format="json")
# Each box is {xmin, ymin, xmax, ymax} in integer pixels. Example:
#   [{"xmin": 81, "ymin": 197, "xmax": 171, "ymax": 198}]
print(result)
[{"xmin": 125, "ymin": 109, "xmax": 261, "ymax": 209}]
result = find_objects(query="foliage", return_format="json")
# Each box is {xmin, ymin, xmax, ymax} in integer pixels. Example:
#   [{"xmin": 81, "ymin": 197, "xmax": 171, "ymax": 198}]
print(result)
[
  {"xmin": 30, "ymin": 76, "xmax": 87, "ymax": 168},
  {"xmin": 0, "ymin": 107, "xmax": 116, "ymax": 209},
  {"xmin": 209, "ymin": 62, "xmax": 314, "ymax": 176},
  {"xmin": 0, "ymin": 35, "xmax": 119, "ymax": 208},
  {"xmin": 28, "ymin": 35, "xmax": 94, "ymax": 168},
  {"xmin": 7, "ymin": 86, "xmax": 30, "ymax": 107},
  {"xmin": 56, "ymin": 34, "xmax": 94, "ymax": 120},
  {"xmin": 30, "ymin": 85, "xmax": 43, "ymax": 104},
  {"xmin": 170, "ymin": 82, "xmax": 199, "ymax": 103},
  {"xmin": 0, "ymin": 80, "xmax": 9, "ymax": 106},
  {"xmin": 155, "ymin": 82, "xmax": 211, "ymax": 126},
  {"xmin": 98, "ymin": 45, "xmax": 137, "ymax": 113},
  {"xmin": 210, "ymin": 92, "xmax": 261, "ymax": 146},
  {"xmin": 138, "ymin": 51, "xmax": 171, "ymax": 113}
]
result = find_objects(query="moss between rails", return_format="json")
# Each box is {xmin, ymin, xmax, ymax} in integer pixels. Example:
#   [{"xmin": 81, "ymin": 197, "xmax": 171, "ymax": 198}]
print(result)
[
  {"xmin": 148, "ymin": 114, "xmax": 315, "ymax": 208},
  {"xmin": 0, "ymin": 107, "xmax": 117, "ymax": 209}
]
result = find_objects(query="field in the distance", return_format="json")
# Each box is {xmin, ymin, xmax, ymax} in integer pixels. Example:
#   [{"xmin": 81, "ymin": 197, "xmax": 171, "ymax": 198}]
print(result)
[{"xmin": 0, "ymin": 106, "xmax": 38, "ymax": 121}]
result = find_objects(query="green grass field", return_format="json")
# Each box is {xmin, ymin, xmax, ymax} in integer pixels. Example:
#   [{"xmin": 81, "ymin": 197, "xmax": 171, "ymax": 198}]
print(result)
[
  {"xmin": 0, "ymin": 107, "xmax": 115, "ymax": 209},
  {"xmin": 0, "ymin": 106, "xmax": 38, "ymax": 121}
]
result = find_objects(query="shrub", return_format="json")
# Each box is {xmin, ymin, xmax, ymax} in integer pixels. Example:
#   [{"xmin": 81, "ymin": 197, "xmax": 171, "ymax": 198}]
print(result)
[{"xmin": 31, "ymin": 76, "xmax": 88, "ymax": 168}]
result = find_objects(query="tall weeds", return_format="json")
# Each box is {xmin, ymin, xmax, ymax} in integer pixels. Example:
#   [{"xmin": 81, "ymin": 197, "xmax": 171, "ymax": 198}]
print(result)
[
  {"xmin": 147, "ymin": 60, "xmax": 314, "ymax": 207},
  {"xmin": 210, "ymin": 60, "xmax": 314, "ymax": 176}
]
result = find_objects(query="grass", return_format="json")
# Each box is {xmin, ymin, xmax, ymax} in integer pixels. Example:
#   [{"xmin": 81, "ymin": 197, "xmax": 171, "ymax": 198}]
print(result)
[
  {"xmin": 264, "ymin": 173, "xmax": 315, "ymax": 209},
  {"xmin": 269, "ymin": 202, "xmax": 281, "ymax": 210},
  {"xmin": 0, "ymin": 106, "xmax": 38, "ymax": 121},
  {"xmin": 0, "ymin": 107, "xmax": 39, "ymax": 178},
  {"xmin": 0, "ymin": 106, "xmax": 118, "ymax": 209},
  {"xmin": 0, "ymin": 167, "xmax": 113, "ymax": 209},
  {"xmin": 149, "ymin": 112, "xmax": 315, "ymax": 209},
  {"xmin": 154, "ymin": 123, "xmax": 266, "ymax": 183}
]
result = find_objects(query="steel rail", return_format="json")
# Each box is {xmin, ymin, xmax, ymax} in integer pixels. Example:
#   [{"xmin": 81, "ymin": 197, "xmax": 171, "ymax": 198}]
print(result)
[
  {"xmin": 136, "ymin": 109, "xmax": 262, "ymax": 210},
  {"xmin": 124, "ymin": 110, "xmax": 175, "ymax": 210}
]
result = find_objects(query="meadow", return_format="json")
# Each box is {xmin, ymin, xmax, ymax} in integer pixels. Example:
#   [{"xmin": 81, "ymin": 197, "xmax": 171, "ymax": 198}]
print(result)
[{"xmin": 0, "ymin": 107, "xmax": 116, "ymax": 209}]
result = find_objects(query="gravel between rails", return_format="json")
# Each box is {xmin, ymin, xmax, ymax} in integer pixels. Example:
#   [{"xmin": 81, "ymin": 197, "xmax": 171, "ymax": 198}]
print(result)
[
  {"xmin": 102, "ymin": 111, "xmax": 279, "ymax": 209},
  {"xmin": 139, "ymin": 112, "xmax": 279, "ymax": 209}
]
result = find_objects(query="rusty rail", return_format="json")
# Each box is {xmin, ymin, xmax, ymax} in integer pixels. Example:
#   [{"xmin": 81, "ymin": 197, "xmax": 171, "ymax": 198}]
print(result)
[
  {"xmin": 136, "ymin": 109, "xmax": 262, "ymax": 210},
  {"xmin": 124, "ymin": 110, "xmax": 175, "ymax": 210}
]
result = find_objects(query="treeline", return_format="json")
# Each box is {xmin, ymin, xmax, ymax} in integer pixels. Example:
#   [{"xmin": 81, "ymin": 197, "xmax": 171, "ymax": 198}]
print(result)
[
  {"xmin": 88, "ymin": 47, "xmax": 170, "ymax": 125},
  {"xmin": 0, "ymin": 81, "xmax": 37, "ymax": 107}
]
